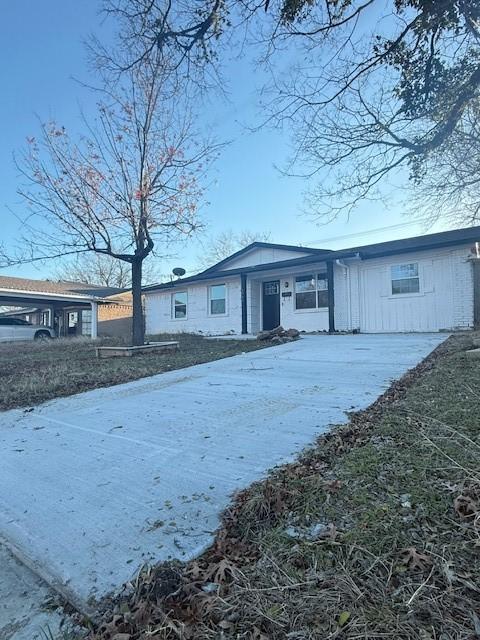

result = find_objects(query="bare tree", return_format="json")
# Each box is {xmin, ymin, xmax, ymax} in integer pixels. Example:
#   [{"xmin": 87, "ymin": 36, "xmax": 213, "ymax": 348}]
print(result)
[
  {"xmin": 196, "ymin": 229, "xmax": 271, "ymax": 270},
  {"xmin": 94, "ymin": 0, "xmax": 229, "ymax": 84},
  {"xmin": 259, "ymin": 0, "xmax": 480, "ymax": 219},
  {"xmin": 51, "ymin": 252, "xmax": 165, "ymax": 288},
  {"xmin": 408, "ymin": 103, "xmax": 480, "ymax": 226},
  {"xmin": 99, "ymin": 0, "xmax": 480, "ymax": 223},
  {"xmin": 15, "ymin": 56, "xmax": 218, "ymax": 345}
]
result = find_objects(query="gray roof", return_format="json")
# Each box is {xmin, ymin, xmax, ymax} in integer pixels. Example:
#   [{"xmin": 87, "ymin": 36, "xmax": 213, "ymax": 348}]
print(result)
[
  {"xmin": 0, "ymin": 275, "xmax": 127, "ymax": 299},
  {"xmin": 144, "ymin": 225, "xmax": 480, "ymax": 292},
  {"xmin": 199, "ymin": 241, "xmax": 331, "ymax": 275}
]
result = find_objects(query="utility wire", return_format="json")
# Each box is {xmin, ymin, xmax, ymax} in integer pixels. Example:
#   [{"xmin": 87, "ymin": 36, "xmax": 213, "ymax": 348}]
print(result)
[{"xmin": 308, "ymin": 217, "xmax": 437, "ymax": 247}]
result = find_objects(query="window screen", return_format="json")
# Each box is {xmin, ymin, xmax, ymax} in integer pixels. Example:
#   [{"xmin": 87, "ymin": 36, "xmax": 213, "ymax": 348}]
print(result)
[
  {"xmin": 210, "ymin": 284, "xmax": 226, "ymax": 315},
  {"xmin": 295, "ymin": 274, "xmax": 329, "ymax": 309},
  {"xmin": 173, "ymin": 291, "xmax": 187, "ymax": 318},
  {"xmin": 391, "ymin": 263, "xmax": 419, "ymax": 295}
]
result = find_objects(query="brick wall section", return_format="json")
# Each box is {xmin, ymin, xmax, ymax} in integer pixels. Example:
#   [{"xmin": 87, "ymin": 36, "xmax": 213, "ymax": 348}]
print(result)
[
  {"xmin": 451, "ymin": 248, "xmax": 474, "ymax": 329},
  {"xmin": 98, "ymin": 300, "xmax": 133, "ymax": 338},
  {"xmin": 98, "ymin": 303, "xmax": 132, "ymax": 322}
]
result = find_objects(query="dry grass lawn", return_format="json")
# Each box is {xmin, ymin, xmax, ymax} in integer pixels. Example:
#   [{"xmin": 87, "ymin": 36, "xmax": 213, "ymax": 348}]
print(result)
[
  {"xmin": 0, "ymin": 334, "xmax": 269, "ymax": 411},
  {"xmin": 83, "ymin": 332, "xmax": 480, "ymax": 640}
]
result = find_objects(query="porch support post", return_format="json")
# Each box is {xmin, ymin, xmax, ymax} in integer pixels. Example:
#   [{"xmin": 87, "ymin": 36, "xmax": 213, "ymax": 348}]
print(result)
[
  {"xmin": 327, "ymin": 261, "xmax": 335, "ymax": 333},
  {"xmin": 90, "ymin": 301, "xmax": 98, "ymax": 339},
  {"xmin": 241, "ymin": 274, "xmax": 248, "ymax": 334}
]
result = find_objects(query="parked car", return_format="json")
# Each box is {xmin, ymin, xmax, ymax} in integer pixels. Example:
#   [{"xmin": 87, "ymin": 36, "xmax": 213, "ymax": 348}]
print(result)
[{"xmin": 0, "ymin": 318, "xmax": 55, "ymax": 342}]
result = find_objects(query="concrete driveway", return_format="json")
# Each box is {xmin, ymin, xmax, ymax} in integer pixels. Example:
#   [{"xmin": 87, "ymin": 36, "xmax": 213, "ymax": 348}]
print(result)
[{"xmin": 0, "ymin": 334, "xmax": 445, "ymax": 617}]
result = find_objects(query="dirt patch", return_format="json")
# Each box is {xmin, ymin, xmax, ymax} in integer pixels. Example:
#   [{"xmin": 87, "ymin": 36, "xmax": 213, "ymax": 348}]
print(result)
[{"xmin": 81, "ymin": 333, "xmax": 480, "ymax": 639}]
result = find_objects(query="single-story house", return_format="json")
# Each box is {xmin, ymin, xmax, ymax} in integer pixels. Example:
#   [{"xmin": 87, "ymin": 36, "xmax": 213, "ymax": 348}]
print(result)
[
  {"xmin": 144, "ymin": 226, "xmax": 480, "ymax": 335},
  {"xmin": 0, "ymin": 276, "xmax": 133, "ymax": 338}
]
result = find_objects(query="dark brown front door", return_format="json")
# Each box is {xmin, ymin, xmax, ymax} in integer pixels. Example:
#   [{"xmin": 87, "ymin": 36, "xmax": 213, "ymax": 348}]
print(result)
[{"xmin": 262, "ymin": 280, "xmax": 280, "ymax": 330}]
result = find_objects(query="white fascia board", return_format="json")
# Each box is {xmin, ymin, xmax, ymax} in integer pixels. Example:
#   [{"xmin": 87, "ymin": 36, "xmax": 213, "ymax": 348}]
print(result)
[{"xmin": 0, "ymin": 288, "xmax": 107, "ymax": 303}]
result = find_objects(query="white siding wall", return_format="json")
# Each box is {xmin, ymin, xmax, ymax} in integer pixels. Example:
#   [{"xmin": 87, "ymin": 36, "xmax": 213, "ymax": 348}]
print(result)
[
  {"xmin": 275, "ymin": 264, "xmax": 349, "ymax": 332},
  {"xmin": 277, "ymin": 274, "xmax": 329, "ymax": 332},
  {"xmin": 333, "ymin": 263, "xmax": 351, "ymax": 331},
  {"xmin": 219, "ymin": 247, "xmax": 312, "ymax": 271},
  {"xmin": 145, "ymin": 277, "xmax": 242, "ymax": 336},
  {"xmin": 274, "ymin": 263, "xmax": 358, "ymax": 333},
  {"xmin": 357, "ymin": 246, "xmax": 473, "ymax": 332},
  {"xmin": 349, "ymin": 263, "xmax": 361, "ymax": 331}
]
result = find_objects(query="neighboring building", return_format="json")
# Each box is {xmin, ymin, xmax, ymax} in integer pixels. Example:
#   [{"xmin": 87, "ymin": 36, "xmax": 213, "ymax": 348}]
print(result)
[
  {"xmin": 144, "ymin": 226, "xmax": 480, "ymax": 335},
  {"xmin": 0, "ymin": 276, "xmax": 133, "ymax": 338}
]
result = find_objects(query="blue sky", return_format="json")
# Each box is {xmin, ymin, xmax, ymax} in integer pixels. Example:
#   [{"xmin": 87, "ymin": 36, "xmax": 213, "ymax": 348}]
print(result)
[{"xmin": 0, "ymin": 0, "xmax": 448, "ymax": 281}]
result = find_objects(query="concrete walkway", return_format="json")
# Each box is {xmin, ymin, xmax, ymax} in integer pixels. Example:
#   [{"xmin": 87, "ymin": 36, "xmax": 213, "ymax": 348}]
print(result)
[
  {"xmin": 0, "ymin": 544, "xmax": 67, "ymax": 640},
  {"xmin": 0, "ymin": 334, "xmax": 445, "ymax": 619}
]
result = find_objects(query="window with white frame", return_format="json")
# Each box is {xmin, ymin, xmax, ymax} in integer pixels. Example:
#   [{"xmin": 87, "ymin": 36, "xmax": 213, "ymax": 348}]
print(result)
[
  {"xmin": 209, "ymin": 284, "xmax": 226, "ymax": 315},
  {"xmin": 172, "ymin": 291, "xmax": 187, "ymax": 318},
  {"xmin": 81, "ymin": 309, "xmax": 92, "ymax": 336},
  {"xmin": 391, "ymin": 263, "xmax": 420, "ymax": 295},
  {"xmin": 317, "ymin": 273, "xmax": 328, "ymax": 307},
  {"xmin": 295, "ymin": 273, "xmax": 329, "ymax": 310}
]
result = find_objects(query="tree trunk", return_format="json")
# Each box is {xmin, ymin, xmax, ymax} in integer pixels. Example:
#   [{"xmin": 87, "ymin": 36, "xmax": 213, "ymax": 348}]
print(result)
[{"xmin": 131, "ymin": 259, "xmax": 144, "ymax": 346}]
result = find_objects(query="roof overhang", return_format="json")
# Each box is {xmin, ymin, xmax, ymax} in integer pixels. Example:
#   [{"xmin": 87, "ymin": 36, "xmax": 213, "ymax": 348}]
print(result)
[
  {"xmin": 143, "ymin": 226, "xmax": 480, "ymax": 294},
  {"xmin": 143, "ymin": 256, "xmax": 331, "ymax": 292},
  {"xmin": 0, "ymin": 288, "xmax": 109, "ymax": 307}
]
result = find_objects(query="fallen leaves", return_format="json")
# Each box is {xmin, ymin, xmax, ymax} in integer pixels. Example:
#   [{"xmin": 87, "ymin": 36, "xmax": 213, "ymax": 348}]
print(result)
[
  {"xmin": 399, "ymin": 547, "xmax": 432, "ymax": 572},
  {"xmin": 203, "ymin": 557, "xmax": 238, "ymax": 585},
  {"xmin": 338, "ymin": 611, "xmax": 351, "ymax": 627},
  {"xmin": 251, "ymin": 625, "xmax": 270, "ymax": 639},
  {"xmin": 454, "ymin": 493, "xmax": 479, "ymax": 520},
  {"xmin": 324, "ymin": 478, "xmax": 342, "ymax": 492}
]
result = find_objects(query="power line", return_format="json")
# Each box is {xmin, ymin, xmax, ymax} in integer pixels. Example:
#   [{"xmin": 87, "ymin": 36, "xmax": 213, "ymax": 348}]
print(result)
[{"xmin": 308, "ymin": 218, "xmax": 435, "ymax": 247}]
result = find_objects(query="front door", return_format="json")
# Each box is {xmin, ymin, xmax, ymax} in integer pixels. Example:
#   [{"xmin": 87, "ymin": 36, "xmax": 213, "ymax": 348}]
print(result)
[
  {"xmin": 262, "ymin": 280, "xmax": 280, "ymax": 330},
  {"xmin": 67, "ymin": 311, "xmax": 79, "ymax": 336}
]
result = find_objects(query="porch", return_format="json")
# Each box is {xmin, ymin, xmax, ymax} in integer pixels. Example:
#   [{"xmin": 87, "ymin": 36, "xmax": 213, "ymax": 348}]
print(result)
[{"xmin": 243, "ymin": 260, "xmax": 336, "ymax": 334}]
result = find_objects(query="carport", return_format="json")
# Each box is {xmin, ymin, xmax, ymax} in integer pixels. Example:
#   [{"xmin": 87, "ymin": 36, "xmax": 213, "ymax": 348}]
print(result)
[{"xmin": 0, "ymin": 280, "xmax": 110, "ymax": 338}]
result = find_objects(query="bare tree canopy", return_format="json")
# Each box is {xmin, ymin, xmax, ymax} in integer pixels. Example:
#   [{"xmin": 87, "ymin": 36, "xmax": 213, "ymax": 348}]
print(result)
[
  {"xmin": 408, "ymin": 101, "xmax": 480, "ymax": 225},
  {"xmin": 196, "ymin": 229, "xmax": 271, "ymax": 270},
  {"xmin": 51, "ymin": 252, "xmax": 164, "ymax": 288},
  {"xmin": 101, "ymin": 0, "xmax": 480, "ymax": 222},
  {"xmin": 93, "ymin": 0, "xmax": 230, "ymax": 89},
  {"xmin": 15, "ymin": 55, "xmax": 218, "ymax": 344},
  {"xmin": 267, "ymin": 0, "xmax": 480, "ymax": 219}
]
